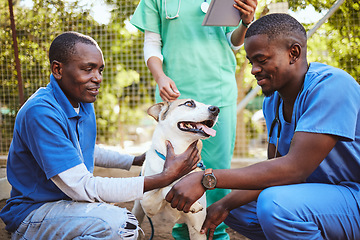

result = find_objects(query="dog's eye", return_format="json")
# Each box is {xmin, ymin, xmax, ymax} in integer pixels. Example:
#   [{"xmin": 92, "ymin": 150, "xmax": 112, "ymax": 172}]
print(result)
[{"xmin": 184, "ymin": 100, "xmax": 195, "ymax": 107}]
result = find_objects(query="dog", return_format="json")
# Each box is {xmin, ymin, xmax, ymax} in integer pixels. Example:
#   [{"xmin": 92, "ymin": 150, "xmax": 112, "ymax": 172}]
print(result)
[{"xmin": 132, "ymin": 99, "xmax": 219, "ymax": 240}]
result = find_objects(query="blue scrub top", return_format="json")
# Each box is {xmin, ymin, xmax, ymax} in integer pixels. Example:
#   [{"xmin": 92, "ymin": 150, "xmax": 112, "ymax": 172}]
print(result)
[
  {"xmin": 0, "ymin": 75, "xmax": 97, "ymax": 232},
  {"xmin": 130, "ymin": 0, "xmax": 239, "ymax": 107},
  {"xmin": 263, "ymin": 62, "xmax": 360, "ymax": 185}
]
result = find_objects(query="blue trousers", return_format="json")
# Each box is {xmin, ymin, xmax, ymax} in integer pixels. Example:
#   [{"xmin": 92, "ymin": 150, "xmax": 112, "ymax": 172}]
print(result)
[{"xmin": 225, "ymin": 183, "xmax": 360, "ymax": 240}]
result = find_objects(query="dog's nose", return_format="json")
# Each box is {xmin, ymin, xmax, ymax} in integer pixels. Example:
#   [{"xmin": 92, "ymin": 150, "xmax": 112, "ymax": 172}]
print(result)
[{"xmin": 208, "ymin": 106, "xmax": 220, "ymax": 116}]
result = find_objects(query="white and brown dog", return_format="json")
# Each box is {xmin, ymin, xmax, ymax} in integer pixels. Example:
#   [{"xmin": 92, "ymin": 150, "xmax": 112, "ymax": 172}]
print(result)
[{"xmin": 132, "ymin": 99, "xmax": 219, "ymax": 240}]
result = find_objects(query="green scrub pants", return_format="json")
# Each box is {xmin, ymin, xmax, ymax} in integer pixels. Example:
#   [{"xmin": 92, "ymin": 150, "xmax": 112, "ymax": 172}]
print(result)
[{"xmin": 172, "ymin": 103, "xmax": 237, "ymax": 240}]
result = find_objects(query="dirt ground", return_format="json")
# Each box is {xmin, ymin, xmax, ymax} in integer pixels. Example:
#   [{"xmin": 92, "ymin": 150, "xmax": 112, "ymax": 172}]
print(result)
[{"xmin": 0, "ymin": 159, "xmax": 256, "ymax": 239}]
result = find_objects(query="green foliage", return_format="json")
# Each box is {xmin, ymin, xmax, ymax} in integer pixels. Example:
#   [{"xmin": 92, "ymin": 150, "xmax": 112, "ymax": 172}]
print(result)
[
  {"xmin": 0, "ymin": 0, "xmax": 359, "ymax": 155},
  {"xmin": 0, "ymin": 0, "xmax": 154, "ymax": 153},
  {"xmin": 290, "ymin": 0, "xmax": 359, "ymax": 83}
]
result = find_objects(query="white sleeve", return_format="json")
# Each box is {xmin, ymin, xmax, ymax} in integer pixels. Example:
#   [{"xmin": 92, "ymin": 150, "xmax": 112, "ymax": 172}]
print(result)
[
  {"xmin": 144, "ymin": 30, "xmax": 163, "ymax": 65},
  {"xmin": 51, "ymin": 163, "xmax": 145, "ymax": 203},
  {"xmin": 226, "ymin": 30, "xmax": 242, "ymax": 51},
  {"xmin": 94, "ymin": 144, "xmax": 134, "ymax": 170}
]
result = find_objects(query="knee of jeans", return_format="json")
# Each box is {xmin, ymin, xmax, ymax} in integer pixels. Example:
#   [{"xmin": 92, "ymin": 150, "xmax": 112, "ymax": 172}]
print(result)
[{"xmin": 117, "ymin": 211, "xmax": 142, "ymax": 240}]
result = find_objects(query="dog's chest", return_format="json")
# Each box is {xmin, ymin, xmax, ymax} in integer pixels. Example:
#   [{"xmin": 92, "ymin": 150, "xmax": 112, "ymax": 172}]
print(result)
[{"xmin": 143, "ymin": 150, "xmax": 165, "ymax": 176}]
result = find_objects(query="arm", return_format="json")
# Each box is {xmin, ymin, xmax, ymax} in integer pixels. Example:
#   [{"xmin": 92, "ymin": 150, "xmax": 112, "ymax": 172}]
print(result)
[
  {"xmin": 94, "ymin": 145, "xmax": 146, "ymax": 169},
  {"xmin": 166, "ymin": 132, "xmax": 338, "ymax": 212},
  {"xmin": 201, "ymin": 190, "xmax": 261, "ymax": 239},
  {"xmin": 52, "ymin": 141, "xmax": 199, "ymax": 203},
  {"xmin": 144, "ymin": 30, "xmax": 180, "ymax": 102},
  {"xmin": 229, "ymin": 0, "xmax": 257, "ymax": 48},
  {"xmin": 143, "ymin": 140, "xmax": 199, "ymax": 192}
]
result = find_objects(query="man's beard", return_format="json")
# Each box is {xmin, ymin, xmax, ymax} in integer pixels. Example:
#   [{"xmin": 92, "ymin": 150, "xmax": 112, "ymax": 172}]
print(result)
[{"xmin": 262, "ymin": 88, "xmax": 275, "ymax": 97}]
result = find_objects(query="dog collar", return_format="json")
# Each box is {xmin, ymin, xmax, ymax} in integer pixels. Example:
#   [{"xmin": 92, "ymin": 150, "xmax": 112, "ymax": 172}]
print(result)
[
  {"xmin": 155, "ymin": 149, "xmax": 206, "ymax": 170},
  {"xmin": 155, "ymin": 149, "xmax": 166, "ymax": 160}
]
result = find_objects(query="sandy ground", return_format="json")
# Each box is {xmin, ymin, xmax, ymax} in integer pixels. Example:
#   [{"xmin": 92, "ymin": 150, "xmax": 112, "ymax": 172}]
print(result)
[{"xmin": 0, "ymin": 159, "xmax": 259, "ymax": 239}]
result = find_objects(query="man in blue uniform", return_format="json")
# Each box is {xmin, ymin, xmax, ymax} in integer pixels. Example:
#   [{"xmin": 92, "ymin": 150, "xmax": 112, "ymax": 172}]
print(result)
[
  {"xmin": 165, "ymin": 13, "xmax": 360, "ymax": 240},
  {"xmin": 0, "ymin": 31, "xmax": 199, "ymax": 240}
]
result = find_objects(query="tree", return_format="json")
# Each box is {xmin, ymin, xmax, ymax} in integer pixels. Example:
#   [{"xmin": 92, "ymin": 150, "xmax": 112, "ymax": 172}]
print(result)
[{"xmin": 290, "ymin": 0, "xmax": 359, "ymax": 82}]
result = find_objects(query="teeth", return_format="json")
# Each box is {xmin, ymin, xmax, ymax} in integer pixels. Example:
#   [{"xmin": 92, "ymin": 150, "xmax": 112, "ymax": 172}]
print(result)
[{"xmin": 184, "ymin": 123, "xmax": 195, "ymax": 129}]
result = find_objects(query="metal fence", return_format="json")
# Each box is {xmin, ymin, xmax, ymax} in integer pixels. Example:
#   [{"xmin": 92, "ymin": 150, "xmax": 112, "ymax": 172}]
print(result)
[{"xmin": 1, "ymin": 0, "xmax": 359, "ymax": 160}]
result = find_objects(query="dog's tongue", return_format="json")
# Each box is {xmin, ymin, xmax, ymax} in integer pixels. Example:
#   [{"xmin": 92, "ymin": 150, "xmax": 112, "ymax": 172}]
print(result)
[{"xmin": 196, "ymin": 123, "xmax": 216, "ymax": 137}]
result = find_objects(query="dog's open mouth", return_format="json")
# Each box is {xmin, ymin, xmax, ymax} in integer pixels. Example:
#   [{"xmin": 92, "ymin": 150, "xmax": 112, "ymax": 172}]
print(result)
[{"xmin": 177, "ymin": 120, "xmax": 216, "ymax": 137}]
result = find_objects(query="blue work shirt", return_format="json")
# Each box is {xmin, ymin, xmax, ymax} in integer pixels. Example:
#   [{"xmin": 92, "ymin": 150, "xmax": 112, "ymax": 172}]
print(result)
[
  {"xmin": 0, "ymin": 74, "xmax": 97, "ymax": 232},
  {"xmin": 263, "ymin": 62, "xmax": 360, "ymax": 185}
]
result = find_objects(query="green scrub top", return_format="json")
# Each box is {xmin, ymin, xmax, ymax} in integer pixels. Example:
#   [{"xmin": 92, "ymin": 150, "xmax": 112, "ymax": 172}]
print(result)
[{"xmin": 131, "ymin": 0, "xmax": 239, "ymax": 107}]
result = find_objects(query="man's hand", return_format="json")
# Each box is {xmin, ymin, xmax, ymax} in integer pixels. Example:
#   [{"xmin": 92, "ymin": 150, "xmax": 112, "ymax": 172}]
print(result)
[
  {"xmin": 200, "ymin": 202, "xmax": 230, "ymax": 240},
  {"xmin": 133, "ymin": 152, "xmax": 146, "ymax": 166},
  {"xmin": 143, "ymin": 140, "xmax": 199, "ymax": 192},
  {"xmin": 162, "ymin": 140, "xmax": 199, "ymax": 182},
  {"xmin": 165, "ymin": 171, "xmax": 205, "ymax": 212},
  {"xmin": 234, "ymin": 0, "xmax": 257, "ymax": 26}
]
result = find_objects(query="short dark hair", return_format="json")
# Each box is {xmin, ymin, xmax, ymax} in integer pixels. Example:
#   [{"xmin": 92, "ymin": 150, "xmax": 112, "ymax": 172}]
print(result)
[
  {"xmin": 49, "ymin": 31, "xmax": 98, "ymax": 64},
  {"xmin": 245, "ymin": 13, "xmax": 307, "ymax": 44}
]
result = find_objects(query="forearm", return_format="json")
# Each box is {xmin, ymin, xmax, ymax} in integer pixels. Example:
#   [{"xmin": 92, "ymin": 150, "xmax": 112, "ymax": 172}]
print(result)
[
  {"xmin": 218, "ymin": 189, "xmax": 261, "ymax": 211},
  {"xmin": 147, "ymin": 56, "xmax": 166, "ymax": 83},
  {"xmin": 230, "ymin": 24, "xmax": 248, "ymax": 47},
  {"xmin": 52, "ymin": 164, "xmax": 144, "ymax": 203},
  {"xmin": 144, "ymin": 30, "xmax": 165, "ymax": 82},
  {"xmin": 214, "ymin": 158, "xmax": 304, "ymax": 190},
  {"xmin": 143, "ymin": 172, "xmax": 174, "ymax": 192},
  {"xmin": 94, "ymin": 144, "xmax": 134, "ymax": 170}
]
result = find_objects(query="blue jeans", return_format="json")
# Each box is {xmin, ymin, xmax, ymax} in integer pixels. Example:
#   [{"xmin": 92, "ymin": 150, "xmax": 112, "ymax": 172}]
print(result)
[
  {"xmin": 12, "ymin": 200, "xmax": 140, "ymax": 240},
  {"xmin": 225, "ymin": 183, "xmax": 360, "ymax": 240}
]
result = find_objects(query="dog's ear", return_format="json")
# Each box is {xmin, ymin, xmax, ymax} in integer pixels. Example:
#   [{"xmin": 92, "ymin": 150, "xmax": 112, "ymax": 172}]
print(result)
[{"xmin": 147, "ymin": 102, "xmax": 165, "ymax": 122}]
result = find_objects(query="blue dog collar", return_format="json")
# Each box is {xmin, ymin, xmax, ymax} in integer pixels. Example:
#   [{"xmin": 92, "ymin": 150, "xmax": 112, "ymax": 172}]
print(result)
[{"xmin": 155, "ymin": 149, "xmax": 206, "ymax": 170}]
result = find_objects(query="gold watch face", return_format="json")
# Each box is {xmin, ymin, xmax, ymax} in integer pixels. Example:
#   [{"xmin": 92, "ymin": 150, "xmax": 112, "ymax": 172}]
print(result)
[{"xmin": 202, "ymin": 174, "xmax": 217, "ymax": 189}]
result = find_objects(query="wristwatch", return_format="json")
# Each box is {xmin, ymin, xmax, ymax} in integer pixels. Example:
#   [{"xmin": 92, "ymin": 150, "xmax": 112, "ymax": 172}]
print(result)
[{"xmin": 201, "ymin": 168, "xmax": 217, "ymax": 190}]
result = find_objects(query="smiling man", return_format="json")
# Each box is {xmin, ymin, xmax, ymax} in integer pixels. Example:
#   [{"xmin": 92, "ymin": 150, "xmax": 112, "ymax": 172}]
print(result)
[
  {"xmin": 164, "ymin": 14, "xmax": 360, "ymax": 240},
  {"xmin": 0, "ymin": 31, "xmax": 200, "ymax": 240}
]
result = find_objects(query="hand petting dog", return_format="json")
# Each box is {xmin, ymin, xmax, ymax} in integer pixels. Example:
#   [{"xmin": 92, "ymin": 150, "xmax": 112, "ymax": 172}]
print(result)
[{"xmin": 143, "ymin": 140, "xmax": 199, "ymax": 192}]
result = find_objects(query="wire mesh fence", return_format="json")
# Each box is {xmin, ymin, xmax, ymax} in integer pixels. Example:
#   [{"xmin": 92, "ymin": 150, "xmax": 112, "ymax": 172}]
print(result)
[{"xmin": 1, "ymin": 0, "xmax": 359, "ymax": 160}]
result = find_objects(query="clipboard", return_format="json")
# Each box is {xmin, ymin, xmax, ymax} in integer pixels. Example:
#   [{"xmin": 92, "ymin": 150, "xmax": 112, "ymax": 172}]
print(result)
[{"xmin": 202, "ymin": 0, "xmax": 241, "ymax": 26}]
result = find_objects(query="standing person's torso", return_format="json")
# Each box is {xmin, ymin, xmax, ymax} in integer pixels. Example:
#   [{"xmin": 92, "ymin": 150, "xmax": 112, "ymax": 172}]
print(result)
[{"xmin": 131, "ymin": 0, "xmax": 239, "ymax": 106}]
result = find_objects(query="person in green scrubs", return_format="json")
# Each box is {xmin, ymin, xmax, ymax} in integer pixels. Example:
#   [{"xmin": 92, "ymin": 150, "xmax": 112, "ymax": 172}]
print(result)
[{"xmin": 130, "ymin": 0, "xmax": 257, "ymax": 239}]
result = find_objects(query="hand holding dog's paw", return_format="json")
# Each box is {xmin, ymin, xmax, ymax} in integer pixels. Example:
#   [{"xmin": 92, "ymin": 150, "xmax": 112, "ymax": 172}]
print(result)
[
  {"xmin": 163, "ymin": 140, "xmax": 199, "ymax": 183},
  {"xmin": 189, "ymin": 201, "xmax": 203, "ymax": 213},
  {"xmin": 165, "ymin": 171, "xmax": 205, "ymax": 213}
]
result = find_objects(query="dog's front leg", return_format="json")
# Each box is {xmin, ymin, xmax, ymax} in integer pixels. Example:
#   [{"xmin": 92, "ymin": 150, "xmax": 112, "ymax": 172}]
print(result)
[
  {"xmin": 131, "ymin": 199, "xmax": 146, "ymax": 225},
  {"xmin": 141, "ymin": 189, "xmax": 167, "ymax": 217},
  {"xmin": 186, "ymin": 194, "xmax": 207, "ymax": 240}
]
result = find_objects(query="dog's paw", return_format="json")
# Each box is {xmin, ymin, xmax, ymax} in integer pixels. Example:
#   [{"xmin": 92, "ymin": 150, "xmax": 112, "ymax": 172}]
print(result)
[{"xmin": 189, "ymin": 201, "xmax": 203, "ymax": 213}]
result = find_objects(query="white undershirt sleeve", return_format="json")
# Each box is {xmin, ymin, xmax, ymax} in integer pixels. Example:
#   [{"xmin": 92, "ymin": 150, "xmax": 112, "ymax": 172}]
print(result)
[
  {"xmin": 51, "ymin": 163, "xmax": 145, "ymax": 203},
  {"xmin": 226, "ymin": 30, "xmax": 243, "ymax": 51},
  {"xmin": 94, "ymin": 144, "xmax": 134, "ymax": 170},
  {"xmin": 144, "ymin": 30, "xmax": 163, "ymax": 65}
]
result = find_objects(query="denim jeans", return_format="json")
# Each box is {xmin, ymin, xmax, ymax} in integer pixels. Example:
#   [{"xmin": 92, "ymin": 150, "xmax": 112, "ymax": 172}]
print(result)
[{"xmin": 12, "ymin": 200, "xmax": 140, "ymax": 240}]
